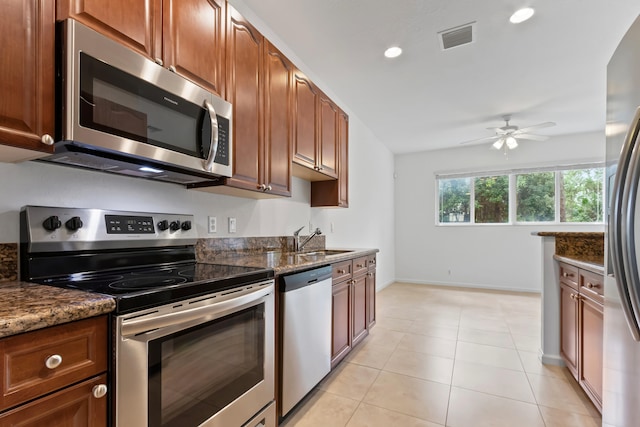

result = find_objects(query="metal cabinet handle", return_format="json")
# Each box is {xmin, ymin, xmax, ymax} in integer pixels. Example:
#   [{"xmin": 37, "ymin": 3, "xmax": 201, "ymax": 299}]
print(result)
[
  {"xmin": 337, "ymin": 269, "xmax": 345, "ymax": 274},
  {"xmin": 154, "ymin": 58, "xmax": 163, "ymax": 66},
  {"xmin": 356, "ymin": 264, "xmax": 364, "ymax": 268},
  {"xmin": 562, "ymin": 272, "xmax": 574, "ymax": 278},
  {"xmin": 586, "ymin": 282, "xmax": 600, "ymax": 289},
  {"xmin": 258, "ymin": 184, "xmax": 266, "ymax": 190},
  {"xmin": 168, "ymin": 65, "xmax": 177, "ymax": 73},
  {"xmin": 45, "ymin": 354, "xmax": 62, "ymax": 369},
  {"xmin": 40, "ymin": 134, "xmax": 54, "ymax": 146},
  {"xmin": 266, "ymin": 185, "xmax": 272, "ymax": 191},
  {"xmin": 92, "ymin": 384, "xmax": 108, "ymax": 399}
]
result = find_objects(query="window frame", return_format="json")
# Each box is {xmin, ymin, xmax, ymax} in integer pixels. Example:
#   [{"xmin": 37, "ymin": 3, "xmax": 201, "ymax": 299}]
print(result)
[{"xmin": 435, "ymin": 163, "xmax": 605, "ymax": 226}]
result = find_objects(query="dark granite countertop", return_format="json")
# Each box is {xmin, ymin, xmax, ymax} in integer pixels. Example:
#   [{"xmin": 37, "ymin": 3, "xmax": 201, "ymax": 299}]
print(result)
[
  {"xmin": 0, "ymin": 281, "xmax": 115, "ymax": 338},
  {"xmin": 198, "ymin": 248, "xmax": 379, "ymax": 275},
  {"xmin": 553, "ymin": 254, "xmax": 605, "ymax": 275},
  {"xmin": 534, "ymin": 232, "xmax": 604, "ymax": 238}
]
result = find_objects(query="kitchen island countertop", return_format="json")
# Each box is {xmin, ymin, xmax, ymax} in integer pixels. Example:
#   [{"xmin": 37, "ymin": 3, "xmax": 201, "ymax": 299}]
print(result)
[{"xmin": 0, "ymin": 281, "xmax": 115, "ymax": 338}]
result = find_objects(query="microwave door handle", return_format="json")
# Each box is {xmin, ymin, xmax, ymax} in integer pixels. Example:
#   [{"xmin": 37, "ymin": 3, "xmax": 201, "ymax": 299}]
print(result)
[
  {"xmin": 611, "ymin": 106, "xmax": 640, "ymax": 341},
  {"xmin": 203, "ymin": 99, "xmax": 219, "ymax": 172}
]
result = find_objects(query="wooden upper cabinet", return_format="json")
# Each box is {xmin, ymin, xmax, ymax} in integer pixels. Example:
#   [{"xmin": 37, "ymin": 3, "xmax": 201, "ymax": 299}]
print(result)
[
  {"xmin": 58, "ymin": 0, "xmax": 224, "ymax": 96},
  {"xmin": 57, "ymin": 0, "xmax": 162, "ymax": 59},
  {"xmin": 263, "ymin": 41, "xmax": 293, "ymax": 196},
  {"xmin": 163, "ymin": 0, "xmax": 225, "ymax": 96},
  {"xmin": 225, "ymin": 8, "xmax": 263, "ymax": 192},
  {"xmin": 318, "ymin": 92, "xmax": 338, "ymax": 178},
  {"xmin": 292, "ymin": 71, "xmax": 318, "ymax": 170},
  {"xmin": 0, "ymin": 0, "xmax": 55, "ymax": 159},
  {"xmin": 311, "ymin": 107, "xmax": 348, "ymax": 207}
]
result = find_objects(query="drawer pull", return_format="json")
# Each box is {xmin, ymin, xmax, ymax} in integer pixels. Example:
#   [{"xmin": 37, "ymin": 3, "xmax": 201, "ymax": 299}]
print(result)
[
  {"xmin": 337, "ymin": 269, "xmax": 346, "ymax": 274},
  {"xmin": 586, "ymin": 282, "xmax": 600, "ymax": 289},
  {"xmin": 356, "ymin": 264, "xmax": 364, "ymax": 268},
  {"xmin": 45, "ymin": 354, "xmax": 63, "ymax": 369},
  {"xmin": 562, "ymin": 272, "xmax": 574, "ymax": 278},
  {"xmin": 92, "ymin": 384, "xmax": 108, "ymax": 399}
]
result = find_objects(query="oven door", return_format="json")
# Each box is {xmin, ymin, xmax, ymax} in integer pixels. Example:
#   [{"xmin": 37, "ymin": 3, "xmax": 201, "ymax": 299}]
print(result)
[{"xmin": 115, "ymin": 281, "xmax": 274, "ymax": 427}]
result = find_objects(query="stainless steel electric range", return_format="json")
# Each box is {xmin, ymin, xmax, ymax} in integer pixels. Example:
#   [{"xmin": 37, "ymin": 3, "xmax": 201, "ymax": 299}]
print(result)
[{"xmin": 20, "ymin": 206, "xmax": 276, "ymax": 427}]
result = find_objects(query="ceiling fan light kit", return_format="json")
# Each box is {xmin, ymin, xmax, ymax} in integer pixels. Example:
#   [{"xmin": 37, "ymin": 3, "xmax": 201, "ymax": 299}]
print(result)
[
  {"xmin": 460, "ymin": 115, "xmax": 556, "ymax": 153},
  {"xmin": 510, "ymin": 7, "xmax": 535, "ymax": 24}
]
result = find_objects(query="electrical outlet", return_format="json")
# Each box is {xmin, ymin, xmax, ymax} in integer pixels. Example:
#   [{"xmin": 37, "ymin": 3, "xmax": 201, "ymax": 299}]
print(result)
[
  {"xmin": 208, "ymin": 216, "xmax": 217, "ymax": 233},
  {"xmin": 228, "ymin": 217, "xmax": 237, "ymax": 233}
]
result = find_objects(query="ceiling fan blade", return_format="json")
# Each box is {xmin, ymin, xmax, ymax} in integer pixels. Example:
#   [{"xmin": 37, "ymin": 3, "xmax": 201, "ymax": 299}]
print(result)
[
  {"xmin": 516, "ymin": 134, "xmax": 549, "ymax": 141},
  {"xmin": 514, "ymin": 122, "xmax": 556, "ymax": 134},
  {"xmin": 459, "ymin": 135, "xmax": 501, "ymax": 145}
]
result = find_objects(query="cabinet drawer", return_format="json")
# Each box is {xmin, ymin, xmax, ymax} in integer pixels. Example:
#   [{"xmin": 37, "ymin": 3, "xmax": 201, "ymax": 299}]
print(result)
[
  {"xmin": 0, "ymin": 316, "xmax": 108, "ymax": 411},
  {"xmin": 367, "ymin": 254, "xmax": 376, "ymax": 270},
  {"xmin": 353, "ymin": 256, "xmax": 368, "ymax": 276},
  {"xmin": 559, "ymin": 262, "xmax": 579, "ymax": 290},
  {"xmin": 581, "ymin": 270, "xmax": 604, "ymax": 302},
  {"xmin": 332, "ymin": 260, "xmax": 352, "ymax": 282}
]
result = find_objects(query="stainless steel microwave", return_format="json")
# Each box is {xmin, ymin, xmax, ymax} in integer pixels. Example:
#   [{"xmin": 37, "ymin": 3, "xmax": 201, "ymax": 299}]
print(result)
[{"xmin": 41, "ymin": 19, "xmax": 232, "ymax": 185}]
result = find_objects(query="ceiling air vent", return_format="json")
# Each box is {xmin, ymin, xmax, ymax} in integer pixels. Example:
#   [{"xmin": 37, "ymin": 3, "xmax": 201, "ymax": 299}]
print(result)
[{"xmin": 438, "ymin": 22, "xmax": 475, "ymax": 50}]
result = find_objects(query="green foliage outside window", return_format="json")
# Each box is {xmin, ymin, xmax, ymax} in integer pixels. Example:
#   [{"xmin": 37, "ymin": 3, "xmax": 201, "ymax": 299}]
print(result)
[
  {"xmin": 438, "ymin": 178, "xmax": 470, "ymax": 223},
  {"xmin": 474, "ymin": 176, "xmax": 509, "ymax": 223},
  {"xmin": 560, "ymin": 168, "xmax": 603, "ymax": 222},
  {"xmin": 516, "ymin": 172, "xmax": 555, "ymax": 221}
]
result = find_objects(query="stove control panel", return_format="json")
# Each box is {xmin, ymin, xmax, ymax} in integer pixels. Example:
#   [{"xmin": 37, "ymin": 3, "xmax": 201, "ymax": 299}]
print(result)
[{"xmin": 21, "ymin": 206, "xmax": 198, "ymax": 252}]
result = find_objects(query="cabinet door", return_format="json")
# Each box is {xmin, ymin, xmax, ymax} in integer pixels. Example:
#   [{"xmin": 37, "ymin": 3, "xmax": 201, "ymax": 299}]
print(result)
[
  {"xmin": 163, "ymin": 0, "xmax": 225, "ymax": 96},
  {"xmin": 57, "ymin": 0, "xmax": 161, "ymax": 60},
  {"xmin": 560, "ymin": 282, "xmax": 579, "ymax": 379},
  {"xmin": 263, "ymin": 41, "xmax": 292, "ymax": 196},
  {"xmin": 0, "ymin": 0, "xmax": 55, "ymax": 156},
  {"xmin": 366, "ymin": 270, "xmax": 376, "ymax": 329},
  {"xmin": 580, "ymin": 295, "xmax": 603, "ymax": 411},
  {"xmin": 331, "ymin": 280, "xmax": 352, "ymax": 368},
  {"xmin": 352, "ymin": 274, "xmax": 368, "ymax": 347},
  {"xmin": 292, "ymin": 71, "xmax": 317, "ymax": 169},
  {"xmin": 225, "ymin": 7, "xmax": 263, "ymax": 192},
  {"xmin": 317, "ymin": 93, "xmax": 338, "ymax": 178},
  {"xmin": 337, "ymin": 109, "xmax": 349, "ymax": 207},
  {"xmin": 0, "ymin": 374, "xmax": 107, "ymax": 427}
]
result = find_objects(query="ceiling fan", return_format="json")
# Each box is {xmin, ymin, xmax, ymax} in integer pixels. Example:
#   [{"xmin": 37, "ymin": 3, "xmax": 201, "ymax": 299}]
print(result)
[{"xmin": 460, "ymin": 115, "xmax": 556, "ymax": 150}]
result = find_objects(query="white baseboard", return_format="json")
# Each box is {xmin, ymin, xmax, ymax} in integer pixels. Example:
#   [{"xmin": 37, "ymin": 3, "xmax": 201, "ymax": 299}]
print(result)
[
  {"xmin": 539, "ymin": 348, "xmax": 565, "ymax": 366},
  {"xmin": 392, "ymin": 278, "xmax": 541, "ymax": 294}
]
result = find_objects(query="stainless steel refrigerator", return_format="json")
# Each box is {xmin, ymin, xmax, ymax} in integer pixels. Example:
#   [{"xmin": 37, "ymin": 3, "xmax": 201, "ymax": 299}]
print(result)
[{"xmin": 605, "ymin": 14, "xmax": 640, "ymax": 427}]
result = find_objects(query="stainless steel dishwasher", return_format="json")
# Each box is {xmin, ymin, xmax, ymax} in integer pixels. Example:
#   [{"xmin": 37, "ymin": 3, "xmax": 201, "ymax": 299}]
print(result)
[{"xmin": 280, "ymin": 265, "xmax": 333, "ymax": 417}]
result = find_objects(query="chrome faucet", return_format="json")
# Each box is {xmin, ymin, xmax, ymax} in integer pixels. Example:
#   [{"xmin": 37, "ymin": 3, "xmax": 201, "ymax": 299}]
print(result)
[{"xmin": 293, "ymin": 226, "xmax": 322, "ymax": 252}]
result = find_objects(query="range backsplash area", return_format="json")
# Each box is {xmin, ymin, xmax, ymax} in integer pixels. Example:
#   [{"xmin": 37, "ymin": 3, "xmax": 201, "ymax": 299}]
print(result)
[{"xmin": 0, "ymin": 243, "xmax": 17, "ymax": 282}]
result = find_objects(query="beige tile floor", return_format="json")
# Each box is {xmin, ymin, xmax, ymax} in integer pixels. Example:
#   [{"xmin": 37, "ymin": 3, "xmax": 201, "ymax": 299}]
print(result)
[{"xmin": 280, "ymin": 282, "xmax": 601, "ymax": 427}]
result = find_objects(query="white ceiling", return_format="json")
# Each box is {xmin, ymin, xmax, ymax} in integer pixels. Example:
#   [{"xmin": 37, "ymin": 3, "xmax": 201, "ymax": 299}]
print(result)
[{"xmin": 235, "ymin": 0, "xmax": 640, "ymax": 154}]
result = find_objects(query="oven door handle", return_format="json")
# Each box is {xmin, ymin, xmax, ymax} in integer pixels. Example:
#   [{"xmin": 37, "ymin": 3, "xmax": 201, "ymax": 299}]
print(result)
[{"xmin": 120, "ymin": 284, "xmax": 273, "ymax": 338}]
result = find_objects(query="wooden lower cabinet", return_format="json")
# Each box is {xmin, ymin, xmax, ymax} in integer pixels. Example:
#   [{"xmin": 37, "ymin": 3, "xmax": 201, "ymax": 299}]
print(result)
[
  {"xmin": 0, "ymin": 316, "xmax": 109, "ymax": 425},
  {"xmin": 0, "ymin": 374, "xmax": 107, "ymax": 427},
  {"xmin": 330, "ymin": 255, "xmax": 376, "ymax": 368},
  {"xmin": 558, "ymin": 261, "xmax": 603, "ymax": 413},
  {"xmin": 331, "ymin": 280, "xmax": 352, "ymax": 367},
  {"xmin": 560, "ymin": 282, "xmax": 579, "ymax": 378}
]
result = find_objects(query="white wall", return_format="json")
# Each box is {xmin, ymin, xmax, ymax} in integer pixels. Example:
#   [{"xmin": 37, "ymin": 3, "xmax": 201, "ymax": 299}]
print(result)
[{"xmin": 394, "ymin": 131, "xmax": 605, "ymax": 293}]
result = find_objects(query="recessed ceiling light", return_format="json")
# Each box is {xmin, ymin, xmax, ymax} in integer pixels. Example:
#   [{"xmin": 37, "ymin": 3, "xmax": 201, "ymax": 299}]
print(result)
[
  {"xmin": 384, "ymin": 46, "xmax": 402, "ymax": 58},
  {"xmin": 510, "ymin": 7, "xmax": 535, "ymax": 24}
]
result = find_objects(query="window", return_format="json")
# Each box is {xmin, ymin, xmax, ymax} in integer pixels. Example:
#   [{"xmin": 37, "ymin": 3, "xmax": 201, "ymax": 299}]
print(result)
[
  {"xmin": 516, "ymin": 172, "xmax": 555, "ymax": 222},
  {"xmin": 560, "ymin": 168, "xmax": 603, "ymax": 222},
  {"xmin": 475, "ymin": 175, "xmax": 509, "ymax": 223},
  {"xmin": 436, "ymin": 165, "xmax": 604, "ymax": 225},
  {"xmin": 438, "ymin": 178, "xmax": 470, "ymax": 223}
]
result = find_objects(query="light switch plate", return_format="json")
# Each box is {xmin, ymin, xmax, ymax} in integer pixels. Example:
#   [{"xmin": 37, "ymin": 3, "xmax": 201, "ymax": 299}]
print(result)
[{"xmin": 228, "ymin": 217, "xmax": 237, "ymax": 233}]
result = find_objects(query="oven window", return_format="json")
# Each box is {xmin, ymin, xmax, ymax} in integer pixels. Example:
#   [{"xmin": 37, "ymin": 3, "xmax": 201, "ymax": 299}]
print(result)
[{"xmin": 148, "ymin": 304, "xmax": 265, "ymax": 427}]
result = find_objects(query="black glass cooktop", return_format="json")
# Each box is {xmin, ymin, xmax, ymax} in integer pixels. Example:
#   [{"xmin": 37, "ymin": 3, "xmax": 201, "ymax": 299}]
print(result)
[{"xmin": 38, "ymin": 263, "xmax": 274, "ymax": 314}]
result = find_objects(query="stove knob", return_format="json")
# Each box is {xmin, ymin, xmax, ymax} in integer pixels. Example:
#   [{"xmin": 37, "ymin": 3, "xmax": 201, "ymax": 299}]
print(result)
[
  {"xmin": 181, "ymin": 221, "xmax": 192, "ymax": 231},
  {"xmin": 157, "ymin": 220, "xmax": 169, "ymax": 231},
  {"xmin": 65, "ymin": 216, "xmax": 83, "ymax": 231},
  {"xmin": 43, "ymin": 215, "xmax": 62, "ymax": 231},
  {"xmin": 170, "ymin": 220, "xmax": 181, "ymax": 231}
]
